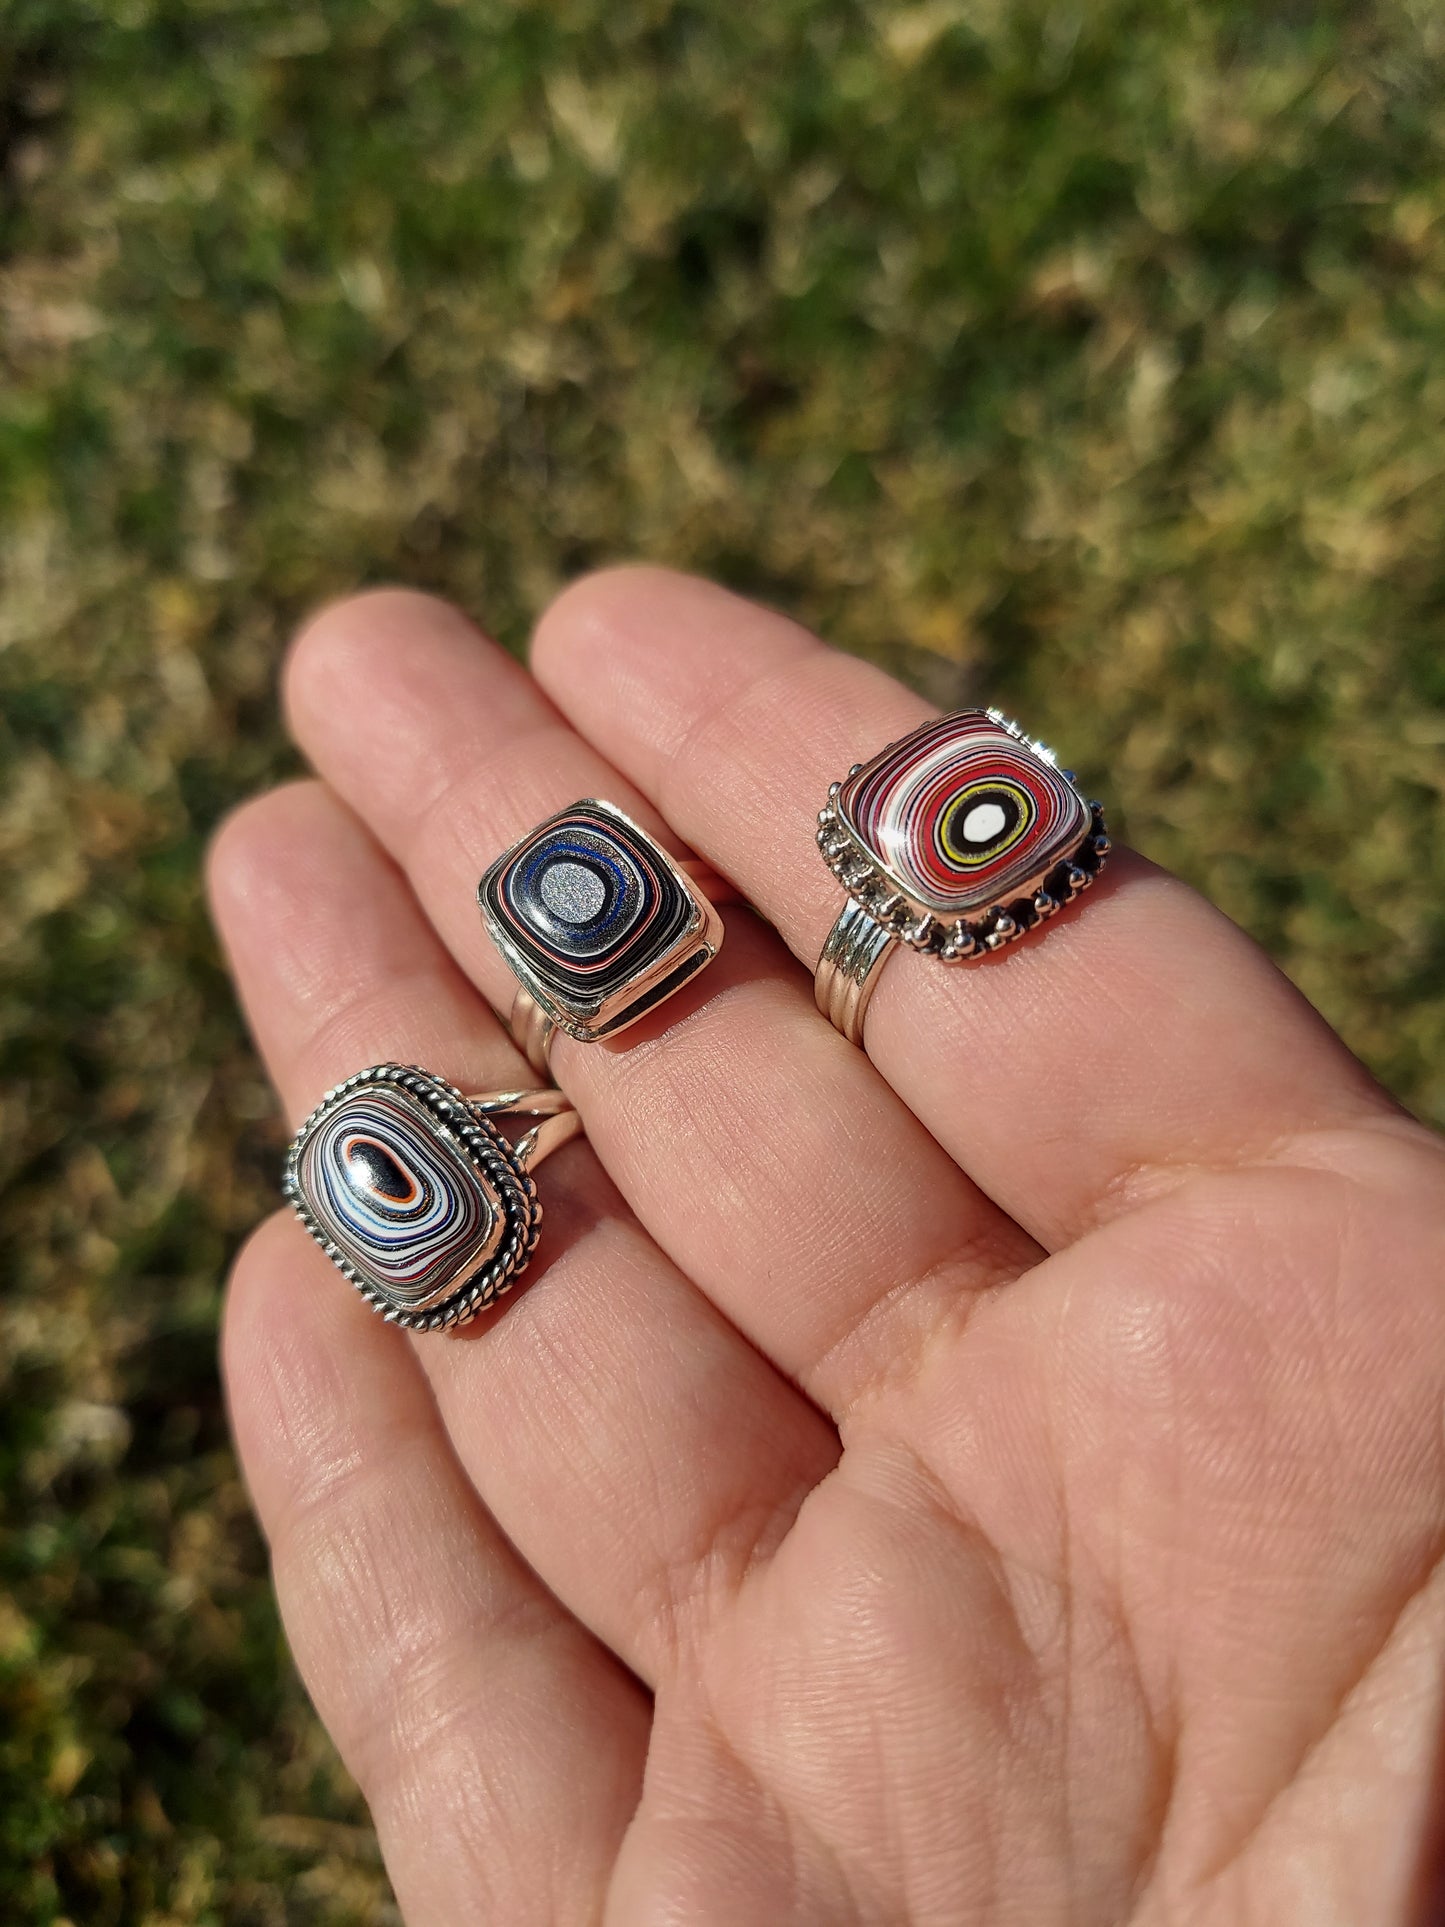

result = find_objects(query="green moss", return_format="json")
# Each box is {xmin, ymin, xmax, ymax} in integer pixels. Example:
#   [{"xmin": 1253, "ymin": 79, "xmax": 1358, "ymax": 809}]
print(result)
[{"xmin": 2, "ymin": 1, "xmax": 1443, "ymax": 1917}]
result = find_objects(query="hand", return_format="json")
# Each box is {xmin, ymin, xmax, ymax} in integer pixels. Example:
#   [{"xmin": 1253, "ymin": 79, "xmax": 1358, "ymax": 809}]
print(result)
[{"xmin": 209, "ymin": 569, "xmax": 1445, "ymax": 1925}]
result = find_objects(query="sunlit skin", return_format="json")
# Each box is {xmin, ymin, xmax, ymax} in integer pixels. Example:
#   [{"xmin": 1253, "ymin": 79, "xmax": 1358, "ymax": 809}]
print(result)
[{"xmin": 208, "ymin": 570, "xmax": 1445, "ymax": 1926}]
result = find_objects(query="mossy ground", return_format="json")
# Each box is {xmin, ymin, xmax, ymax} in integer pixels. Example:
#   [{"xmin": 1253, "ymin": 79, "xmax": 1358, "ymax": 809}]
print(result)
[{"xmin": 2, "ymin": 2, "xmax": 1443, "ymax": 1920}]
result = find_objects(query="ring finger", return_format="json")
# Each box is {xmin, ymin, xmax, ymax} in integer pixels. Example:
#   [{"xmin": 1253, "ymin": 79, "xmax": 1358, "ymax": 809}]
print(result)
[{"xmin": 224, "ymin": 1212, "xmax": 649, "ymax": 1924}]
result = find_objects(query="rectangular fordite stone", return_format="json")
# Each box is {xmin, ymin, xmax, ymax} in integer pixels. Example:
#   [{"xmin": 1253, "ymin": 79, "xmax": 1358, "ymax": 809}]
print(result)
[
  {"xmin": 479, "ymin": 800, "xmax": 715, "ymax": 1040},
  {"xmin": 836, "ymin": 711, "xmax": 1093, "ymax": 917},
  {"xmin": 296, "ymin": 1077, "xmax": 503, "ymax": 1311}
]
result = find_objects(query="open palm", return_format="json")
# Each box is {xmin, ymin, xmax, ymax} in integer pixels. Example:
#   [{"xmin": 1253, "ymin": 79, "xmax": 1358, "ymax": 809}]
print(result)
[{"xmin": 210, "ymin": 569, "xmax": 1445, "ymax": 1925}]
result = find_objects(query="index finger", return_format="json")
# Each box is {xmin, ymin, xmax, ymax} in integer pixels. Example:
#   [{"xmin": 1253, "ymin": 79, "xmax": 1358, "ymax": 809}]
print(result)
[{"xmin": 531, "ymin": 566, "xmax": 1398, "ymax": 1250}]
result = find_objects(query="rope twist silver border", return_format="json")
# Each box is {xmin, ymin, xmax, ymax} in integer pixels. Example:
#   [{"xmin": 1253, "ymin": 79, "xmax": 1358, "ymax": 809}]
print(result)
[{"xmin": 284, "ymin": 1063, "xmax": 581, "ymax": 1333}]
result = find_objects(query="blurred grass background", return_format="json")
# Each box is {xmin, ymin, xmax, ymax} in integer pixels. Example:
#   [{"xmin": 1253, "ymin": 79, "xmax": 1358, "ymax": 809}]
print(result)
[{"xmin": 2, "ymin": 0, "xmax": 1444, "ymax": 1919}]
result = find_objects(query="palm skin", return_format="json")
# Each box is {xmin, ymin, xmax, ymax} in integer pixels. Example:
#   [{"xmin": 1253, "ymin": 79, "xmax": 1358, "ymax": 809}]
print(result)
[
  {"xmin": 211, "ymin": 569, "xmax": 1445, "ymax": 1925},
  {"xmin": 623, "ymin": 1119, "xmax": 1445, "ymax": 1923}
]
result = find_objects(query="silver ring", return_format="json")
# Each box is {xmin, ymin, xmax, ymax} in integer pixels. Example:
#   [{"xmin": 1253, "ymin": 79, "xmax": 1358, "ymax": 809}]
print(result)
[
  {"xmin": 815, "ymin": 708, "xmax": 1110, "ymax": 1045},
  {"xmin": 478, "ymin": 799, "xmax": 726, "ymax": 1077},
  {"xmin": 284, "ymin": 1063, "xmax": 582, "ymax": 1332}
]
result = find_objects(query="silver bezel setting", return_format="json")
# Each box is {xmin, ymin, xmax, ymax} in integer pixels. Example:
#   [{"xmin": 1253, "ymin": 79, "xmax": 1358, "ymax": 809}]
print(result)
[
  {"xmin": 478, "ymin": 798, "xmax": 724, "ymax": 1045},
  {"xmin": 283, "ymin": 1063, "xmax": 543, "ymax": 1332},
  {"xmin": 817, "ymin": 708, "xmax": 1110, "ymax": 963}
]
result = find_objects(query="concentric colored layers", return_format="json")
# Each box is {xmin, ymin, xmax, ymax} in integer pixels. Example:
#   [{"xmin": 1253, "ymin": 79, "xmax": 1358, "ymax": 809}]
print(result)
[
  {"xmin": 482, "ymin": 805, "xmax": 693, "ymax": 1017},
  {"xmin": 298, "ymin": 1082, "xmax": 497, "ymax": 1306},
  {"xmin": 838, "ymin": 712, "xmax": 1091, "ymax": 915}
]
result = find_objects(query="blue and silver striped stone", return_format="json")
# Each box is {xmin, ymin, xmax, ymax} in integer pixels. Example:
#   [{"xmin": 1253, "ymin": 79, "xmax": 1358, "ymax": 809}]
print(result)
[{"xmin": 284, "ymin": 1065, "xmax": 541, "ymax": 1330}]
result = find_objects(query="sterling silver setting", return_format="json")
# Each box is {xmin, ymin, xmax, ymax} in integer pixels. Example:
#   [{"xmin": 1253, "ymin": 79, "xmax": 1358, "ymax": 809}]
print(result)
[
  {"xmin": 283, "ymin": 1063, "xmax": 580, "ymax": 1332},
  {"xmin": 815, "ymin": 708, "xmax": 1110, "ymax": 1045},
  {"xmin": 478, "ymin": 798, "xmax": 726, "ymax": 1077}
]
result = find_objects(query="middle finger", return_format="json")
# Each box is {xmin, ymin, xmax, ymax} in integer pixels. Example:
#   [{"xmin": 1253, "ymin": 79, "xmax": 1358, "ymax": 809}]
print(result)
[
  {"xmin": 210, "ymin": 779, "xmax": 835, "ymax": 1683},
  {"xmin": 284, "ymin": 589, "xmax": 1039, "ymax": 1415}
]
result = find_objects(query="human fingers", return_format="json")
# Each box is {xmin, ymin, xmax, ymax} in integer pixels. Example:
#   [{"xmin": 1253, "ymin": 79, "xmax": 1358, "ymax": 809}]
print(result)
[
  {"xmin": 531, "ymin": 566, "xmax": 1397, "ymax": 1251},
  {"xmin": 209, "ymin": 783, "xmax": 835, "ymax": 1682},
  {"xmin": 224, "ymin": 1212, "xmax": 648, "ymax": 1924},
  {"xmin": 281, "ymin": 591, "xmax": 1040, "ymax": 1417}
]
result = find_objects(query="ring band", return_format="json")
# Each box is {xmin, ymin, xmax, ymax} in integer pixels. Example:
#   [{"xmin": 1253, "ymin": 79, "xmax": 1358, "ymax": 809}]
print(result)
[
  {"xmin": 284, "ymin": 1063, "xmax": 582, "ymax": 1332},
  {"xmin": 479, "ymin": 799, "xmax": 726, "ymax": 1074},
  {"xmin": 509, "ymin": 984, "xmax": 559, "ymax": 1078},
  {"xmin": 815, "ymin": 708, "xmax": 1110, "ymax": 1045},
  {"xmin": 814, "ymin": 895, "xmax": 897, "ymax": 1046}
]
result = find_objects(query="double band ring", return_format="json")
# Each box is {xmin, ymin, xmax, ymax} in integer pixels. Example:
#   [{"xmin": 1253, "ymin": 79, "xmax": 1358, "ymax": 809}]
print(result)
[
  {"xmin": 479, "ymin": 799, "xmax": 727, "ymax": 1076},
  {"xmin": 815, "ymin": 709, "xmax": 1110, "ymax": 1044},
  {"xmin": 285, "ymin": 1063, "xmax": 582, "ymax": 1332}
]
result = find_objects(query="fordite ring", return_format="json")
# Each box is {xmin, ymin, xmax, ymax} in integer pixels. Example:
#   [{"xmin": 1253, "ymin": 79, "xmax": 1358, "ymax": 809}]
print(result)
[
  {"xmin": 479, "ymin": 799, "xmax": 725, "ymax": 1076},
  {"xmin": 815, "ymin": 709, "xmax": 1110, "ymax": 1045},
  {"xmin": 284, "ymin": 1064, "xmax": 582, "ymax": 1332}
]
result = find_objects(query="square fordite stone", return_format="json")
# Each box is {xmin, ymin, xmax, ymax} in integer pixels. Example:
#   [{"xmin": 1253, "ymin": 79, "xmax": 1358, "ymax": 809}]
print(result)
[
  {"xmin": 835, "ymin": 710, "xmax": 1094, "ymax": 918},
  {"xmin": 479, "ymin": 800, "xmax": 723, "ymax": 1042}
]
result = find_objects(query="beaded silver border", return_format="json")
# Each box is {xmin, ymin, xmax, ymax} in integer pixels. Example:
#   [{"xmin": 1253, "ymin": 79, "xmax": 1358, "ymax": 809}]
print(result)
[
  {"xmin": 816, "ymin": 708, "xmax": 1111, "ymax": 963},
  {"xmin": 282, "ymin": 1063, "xmax": 543, "ymax": 1333}
]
